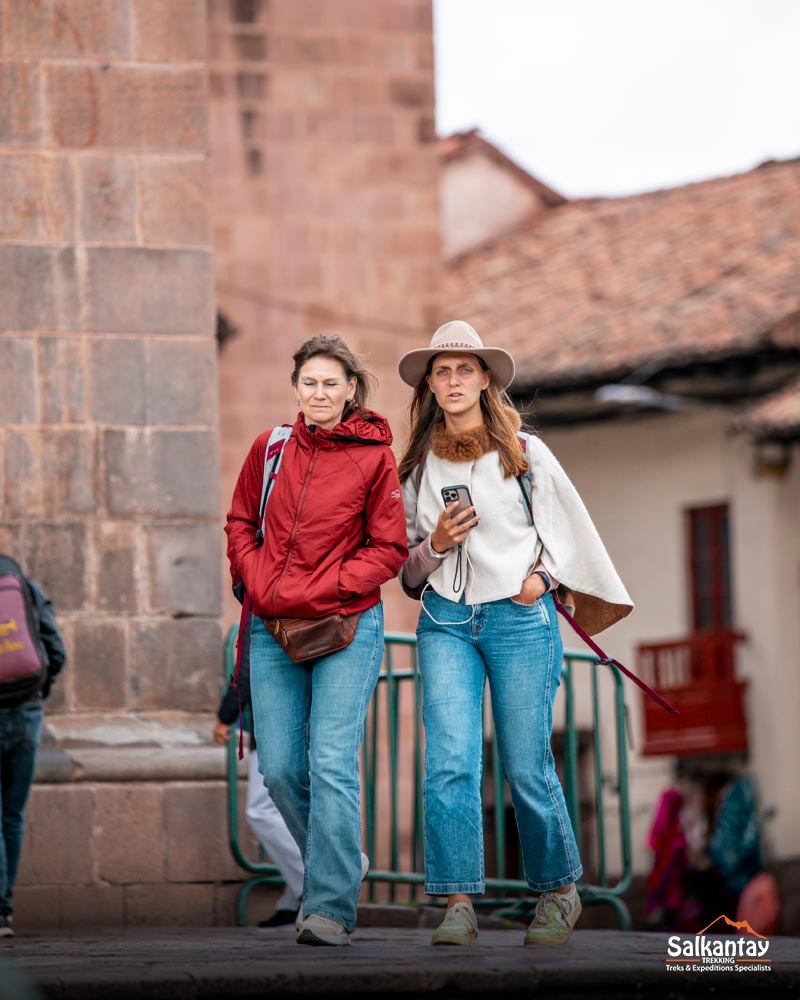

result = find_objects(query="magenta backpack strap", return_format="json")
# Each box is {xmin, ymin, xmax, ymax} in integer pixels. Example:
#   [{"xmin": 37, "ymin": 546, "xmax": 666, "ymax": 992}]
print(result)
[{"xmin": 552, "ymin": 593, "xmax": 678, "ymax": 715}]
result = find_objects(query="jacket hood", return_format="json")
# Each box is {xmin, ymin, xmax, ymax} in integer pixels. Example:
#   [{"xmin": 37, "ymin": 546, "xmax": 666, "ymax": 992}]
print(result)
[{"xmin": 294, "ymin": 408, "xmax": 393, "ymax": 449}]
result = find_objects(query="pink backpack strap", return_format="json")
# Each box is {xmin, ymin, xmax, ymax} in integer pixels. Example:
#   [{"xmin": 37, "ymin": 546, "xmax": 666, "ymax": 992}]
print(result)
[{"xmin": 551, "ymin": 593, "xmax": 677, "ymax": 714}]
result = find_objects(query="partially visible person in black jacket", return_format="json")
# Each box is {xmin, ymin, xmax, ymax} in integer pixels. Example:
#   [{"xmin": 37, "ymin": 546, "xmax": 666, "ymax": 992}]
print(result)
[
  {"xmin": 213, "ymin": 616, "xmax": 304, "ymax": 927},
  {"xmin": 0, "ymin": 566, "xmax": 65, "ymax": 939}
]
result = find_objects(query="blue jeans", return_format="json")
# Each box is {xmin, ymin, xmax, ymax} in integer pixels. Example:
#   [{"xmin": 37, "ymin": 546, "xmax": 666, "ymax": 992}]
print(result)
[
  {"xmin": 0, "ymin": 701, "xmax": 43, "ymax": 913},
  {"xmin": 417, "ymin": 589, "xmax": 582, "ymax": 894},
  {"xmin": 249, "ymin": 604, "xmax": 383, "ymax": 931}
]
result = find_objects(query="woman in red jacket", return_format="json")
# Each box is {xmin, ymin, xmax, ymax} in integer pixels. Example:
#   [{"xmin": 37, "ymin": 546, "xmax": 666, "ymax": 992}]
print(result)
[{"xmin": 225, "ymin": 335, "xmax": 407, "ymax": 947}]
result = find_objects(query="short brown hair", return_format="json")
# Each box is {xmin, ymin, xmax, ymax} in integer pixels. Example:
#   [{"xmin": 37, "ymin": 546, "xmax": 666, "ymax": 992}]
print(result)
[{"xmin": 290, "ymin": 334, "xmax": 376, "ymax": 413}]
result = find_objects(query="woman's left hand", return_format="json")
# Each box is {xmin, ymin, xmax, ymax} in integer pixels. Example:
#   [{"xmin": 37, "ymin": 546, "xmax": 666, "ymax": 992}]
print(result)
[{"xmin": 512, "ymin": 573, "xmax": 548, "ymax": 606}]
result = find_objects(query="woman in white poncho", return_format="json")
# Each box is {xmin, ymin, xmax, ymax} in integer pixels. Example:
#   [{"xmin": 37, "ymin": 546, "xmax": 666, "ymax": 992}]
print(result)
[{"xmin": 397, "ymin": 321, "xmax": 633, "ymax": 948}]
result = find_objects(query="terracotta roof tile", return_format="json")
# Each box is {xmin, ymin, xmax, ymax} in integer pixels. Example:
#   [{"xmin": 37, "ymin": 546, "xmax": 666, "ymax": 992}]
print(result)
[
  {"xmin": 733, "ymin": 375, "xmax": 800, "ymax": 439},
  {"xmin": 444, "ymin": 159, "xmax": 800, "ymax": 388},
  {"xmin": 440, "ymin": 128, "xmax": 567, "ymax": 207}
]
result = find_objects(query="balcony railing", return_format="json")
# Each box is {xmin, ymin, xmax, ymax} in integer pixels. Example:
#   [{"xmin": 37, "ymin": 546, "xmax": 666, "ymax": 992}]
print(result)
[
  {"xmin": 223, "ymin": 626, "xmax": 633, "ymax": 928},
  {"xmin": 637, "ymin": 630, "xmax": 748, "ymax": 756}
]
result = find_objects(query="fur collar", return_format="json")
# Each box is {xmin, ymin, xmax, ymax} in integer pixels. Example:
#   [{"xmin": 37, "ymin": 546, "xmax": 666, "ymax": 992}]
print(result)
[{"xmin": 430, "ymin": 423, "xmax": 493, "ymax": 463}]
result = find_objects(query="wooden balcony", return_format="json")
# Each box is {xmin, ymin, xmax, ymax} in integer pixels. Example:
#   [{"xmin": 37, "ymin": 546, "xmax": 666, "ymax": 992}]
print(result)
[{"xmin": 636, "ymin": 630, "xmax": 748, "ymax": 756}]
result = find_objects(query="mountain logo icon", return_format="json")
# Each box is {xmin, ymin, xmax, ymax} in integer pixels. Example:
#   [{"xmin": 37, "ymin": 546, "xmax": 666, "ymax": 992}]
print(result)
[{"xmin": 697, "ymin": 915, "xmax": 767, "ymax": 939}]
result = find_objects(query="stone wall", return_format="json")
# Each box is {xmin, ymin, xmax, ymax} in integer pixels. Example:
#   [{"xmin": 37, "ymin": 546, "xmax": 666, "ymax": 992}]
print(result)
[
  {"xmin": 209, "ymin": 0, "xmax": 442, "ymax": 635},
  {"xmin": 1, "ymin": 0, "xmax": 225, "ymax": 924},
  {"xmin": 1, "ymin": 0, "xmax": 441, "ymax": 926}
]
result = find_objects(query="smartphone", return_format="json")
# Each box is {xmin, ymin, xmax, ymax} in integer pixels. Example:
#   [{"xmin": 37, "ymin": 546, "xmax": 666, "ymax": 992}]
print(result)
[{"xmin": 441, "ymin": 484, "xmax": 474, "ymax": 517}]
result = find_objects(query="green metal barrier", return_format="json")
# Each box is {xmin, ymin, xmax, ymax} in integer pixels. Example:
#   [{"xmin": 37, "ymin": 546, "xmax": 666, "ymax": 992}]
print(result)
[{"xmin": 222, "ymin": 625, "xmax": 632, "ymax": 928}]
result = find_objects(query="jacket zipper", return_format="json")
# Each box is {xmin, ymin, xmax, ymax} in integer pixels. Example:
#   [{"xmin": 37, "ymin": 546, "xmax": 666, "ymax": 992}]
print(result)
[{"xmin": 269, "ymin": 444, "xmax": 318, "ymax": 615}]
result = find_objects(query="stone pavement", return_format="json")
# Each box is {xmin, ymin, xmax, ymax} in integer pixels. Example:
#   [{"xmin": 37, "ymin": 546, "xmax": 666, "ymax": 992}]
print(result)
[{"xmin": 2, "ymin": 926, "xmax": 799, "ymax": 1000}]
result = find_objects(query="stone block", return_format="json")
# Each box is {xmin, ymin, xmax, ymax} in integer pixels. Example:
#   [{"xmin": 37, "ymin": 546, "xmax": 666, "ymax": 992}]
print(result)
[
  {"xmin": 0, "ymin": 337, "xmax": 37, "ymax": 424},
  {"xmin": 38, "ymin": 337, "xmax": 87, "ymax": 424},
  {"xmin": 138, "ymin": 159, "xmax": 212, "ymax": 246},
  {"xmin": 45, "ymin": 428, "xmax": 97, "ymax": 515},
  {"xmin": 85, "ymin": 247, "xmax": 214, "ymax": 335},
  {"xmin": 11, "ymin": 886, "xmax": 62, "ymax": 929},
  {"xmin": 149, "ymin": 339, "xmax": 218, "ymax": 425},
  {"xmin": 6, "ymin": 429, "xmax": 97, "ymax": 517},
  {"xmin": 22, "ymin": 785, "xmax": 95, "ymax": 884},
  {"xmin": 128, "ymin": 619, "xmax": 222, "ymax": 711},
  {"xmin": 0, "ymin": 245, "xmax": 79, "ymax": 332},
  {"xmin": 46, "ymin": 64, "xmax": 208, "ymax": 152},
  {"xmin": 95, "ymin": 784, "xmax": 166, "ymax": 883},
  {"xmin": 144, "ymin": 523, "xmax": 221, "ymax": 616},
  {"xmin": 26, "ymin": 522, "xmax": 88, "ymax": 612},
  {"xmin": 0, "ymin": 61, "xmax": 41, "ymax": 145},
  {"xmin": 227, "ymin": 0, "xmax": 266, "ymax": 25},
  {"xmin": 59, "ymin": 885, "xmax": 125, "ymax": 928},
  {"xmin": 79, "ymin": 157, "xmax": 136, "ymax": 242},
  {"xmin": 0, "ymin": 522, "xmax": 26, "ymax": 566},
  {"xmin": 212, "ymin": 881, "xmax": 246, "ymax": 927},
  {"xmin": 4, "ymin": 429, "xmax": 41, "ymax": 516},
  {"xmin": 94, "ymin": 521, "xmax": 138, "ymax": 614},
  {"xmin": 1, "ymin": 0, "xmax": 131, "ymax": 59},
  {"xmin": 380, "ymin": 2, "xmax": 433, "ymax": 32},
  {"xmin": 0, "ymin": 153, "xmax": 75, "ymax": 242},
  {"xmin": 73, "ymin": 620, "xmax": 127, "ymax": 710},
  {"xmin": 165, "ymin": 783, "xmax": 241, "ymax": 882},
  {"xmin": 131, "ymin": 0, "xmax": 207, "ymax": 62},
  {"xmin": 89, "ymin": 338, "xmax": 146, "ymax": 425},
  {"xmin": 124, "ymin": 882, "xmax": 214, "ymax": 926},
  {"xmin": 104, "ymin": 429, "xmax": 220, "ymax": 517}
]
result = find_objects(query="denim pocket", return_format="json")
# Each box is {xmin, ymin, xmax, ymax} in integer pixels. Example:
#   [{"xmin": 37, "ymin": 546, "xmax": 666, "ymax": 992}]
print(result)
[{"xmin": 508, "ymin": 596, "xmax": 540, "ymax": 608}]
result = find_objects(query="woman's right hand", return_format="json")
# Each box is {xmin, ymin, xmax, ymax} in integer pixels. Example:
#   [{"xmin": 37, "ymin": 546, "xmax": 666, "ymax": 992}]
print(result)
[{"xmin": 430, "ymin": 503, "xmax": 480, "ymax": 554}]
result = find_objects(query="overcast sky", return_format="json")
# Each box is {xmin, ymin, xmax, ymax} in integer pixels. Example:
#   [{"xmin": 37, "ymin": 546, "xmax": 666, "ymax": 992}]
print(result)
[{"xmin": 434, "ymin": 0, "xmax": 800, "ymax": 198}]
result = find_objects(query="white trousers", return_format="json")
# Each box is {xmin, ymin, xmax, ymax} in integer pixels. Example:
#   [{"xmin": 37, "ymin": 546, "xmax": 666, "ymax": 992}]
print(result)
[{"xmin": 246, "ymin": 750, "xmax": 304, "ymax": 910}]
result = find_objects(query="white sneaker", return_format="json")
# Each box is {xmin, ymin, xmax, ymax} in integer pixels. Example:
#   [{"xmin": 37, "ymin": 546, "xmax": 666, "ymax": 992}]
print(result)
[
  {"xmin": 294, "ymin": 852, "xmax": 369, "ymax": 932},
  {"xmin": 524, "ymin": 888, "xmax": 582, "ymax": 946},
  {"xmin": 431, "ymin": 902, "xmax": 478, "ymax": 945},
  {"xmin": 297, "ymin": 914, "xmax": 351, "ymax": 947}
]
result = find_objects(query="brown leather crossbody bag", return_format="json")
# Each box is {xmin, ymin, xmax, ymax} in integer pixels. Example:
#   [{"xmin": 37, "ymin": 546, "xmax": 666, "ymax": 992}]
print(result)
[{"xmin": 261, "ymin": 611, "xmax": 362, "ymax": 663}]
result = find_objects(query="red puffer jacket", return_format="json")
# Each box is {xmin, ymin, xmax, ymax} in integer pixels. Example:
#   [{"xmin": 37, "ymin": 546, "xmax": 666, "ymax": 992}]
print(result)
[{"xmin": 225, "ymin": 409, "xmax": 408, "ymax": 619}]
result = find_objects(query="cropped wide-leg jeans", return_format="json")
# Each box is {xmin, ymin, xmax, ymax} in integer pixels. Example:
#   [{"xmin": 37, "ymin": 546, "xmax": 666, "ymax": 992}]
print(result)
[{"xmin": 417, "ymin": 589, "xmax": 582, "ymax": 895}]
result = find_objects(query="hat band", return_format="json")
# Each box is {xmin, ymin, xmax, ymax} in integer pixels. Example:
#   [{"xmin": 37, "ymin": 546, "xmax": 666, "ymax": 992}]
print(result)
[{"xmin": 432, "ymin": 340, "xmax": 482, "ymax": 350}]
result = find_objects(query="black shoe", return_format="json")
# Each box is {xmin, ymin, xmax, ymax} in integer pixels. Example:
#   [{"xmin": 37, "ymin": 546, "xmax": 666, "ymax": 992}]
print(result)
[
  {"xmin": 258, "ymin": 908, "xmax": 299, "ymax": 928},
  {"xmin": 0, "ymin": 915, "xmax": 13, "ymax": 939}
]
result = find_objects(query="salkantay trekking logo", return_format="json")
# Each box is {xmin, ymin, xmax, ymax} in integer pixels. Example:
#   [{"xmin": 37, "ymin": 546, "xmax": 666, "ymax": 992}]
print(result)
[{"xmin": 665, "ymin": 915, "xmax": 772, "ymax": 974}]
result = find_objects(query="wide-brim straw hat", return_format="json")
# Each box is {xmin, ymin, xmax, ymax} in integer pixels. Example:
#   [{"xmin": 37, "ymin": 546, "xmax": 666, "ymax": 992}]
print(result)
[{"xmin": 398, "ymin": 321, "xmax": 515, "ymax": 389}]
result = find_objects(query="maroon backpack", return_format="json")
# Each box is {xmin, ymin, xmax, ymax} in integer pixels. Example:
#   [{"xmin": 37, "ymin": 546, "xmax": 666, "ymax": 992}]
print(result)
[{"xmin": 0, "ymin": 555, "xmax": 47, "ymax": 707}]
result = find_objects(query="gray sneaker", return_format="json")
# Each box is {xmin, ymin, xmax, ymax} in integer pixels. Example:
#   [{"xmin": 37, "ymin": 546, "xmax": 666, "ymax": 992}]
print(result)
[
  {"xmin": 297, "ymin": 914, "xmax": 351, "ymax": 947},
  {"xmin": 0, "ymin": 914, "xmax": 13, "ymax": 939},
  {"xmin": 294, "ymin": 852, "xmax": 370, "ymax": 933},
  {"xmin": 431, "ymin": 902, "xmax": 478, "ymax": 945}
]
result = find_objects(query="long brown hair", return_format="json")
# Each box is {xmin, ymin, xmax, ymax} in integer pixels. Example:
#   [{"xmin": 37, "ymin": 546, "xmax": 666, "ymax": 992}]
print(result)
[
  {"xmin": 291, "ymin": 334, "xmax": 376, "ymax": 414},
  {"xmin": 398, "ymin": 356, "xmax": 528, "ymax": 482}
]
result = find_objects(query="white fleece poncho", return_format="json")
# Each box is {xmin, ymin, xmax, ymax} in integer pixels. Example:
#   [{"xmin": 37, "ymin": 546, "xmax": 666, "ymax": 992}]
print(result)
[{"xmin": 402, "ymin": 430, "xmax": 633, "ymax": 636}]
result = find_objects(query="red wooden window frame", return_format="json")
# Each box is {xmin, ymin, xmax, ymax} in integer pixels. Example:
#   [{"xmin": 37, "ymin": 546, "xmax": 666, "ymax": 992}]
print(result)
[{"xmin": 687, "ymin": 504, "xmax": 732, "ymax": 633}]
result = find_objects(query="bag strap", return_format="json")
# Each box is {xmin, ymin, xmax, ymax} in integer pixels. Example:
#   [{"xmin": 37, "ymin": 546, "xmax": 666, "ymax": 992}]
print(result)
[
  {"xmin": 551, "ymin": 594, "xmax": 677, "ymax": 715},
  {"xmin": 515, "ymin": 433, "xmax": 677, "ymax": 715},
  {"xmin": 258, "ymin": 425, "xmax": 293, "ymax": 540},
  {"xmin": 233, "ymin": 591, "xmax": 252, "ymax": 761},
  {"xmin": 232, "ymin": 425, "xmax": 293, "ymax": 759}
]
